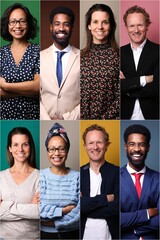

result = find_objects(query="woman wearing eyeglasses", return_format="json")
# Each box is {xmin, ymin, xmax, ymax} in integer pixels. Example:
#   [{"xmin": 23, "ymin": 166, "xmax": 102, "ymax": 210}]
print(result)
[
  {"xmin": 40, "ymin": 122, "xmax": 80, "ymax": 240},
  {"xmin": 0, "ymin": 3, "xmax": 39, "ymax": 119}
]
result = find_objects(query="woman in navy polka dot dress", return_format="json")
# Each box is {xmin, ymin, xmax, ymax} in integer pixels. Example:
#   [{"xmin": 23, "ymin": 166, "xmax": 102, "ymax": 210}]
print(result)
[{"xmin": 0, "ymin": 3, "xmax": 39, "ymax": 119}]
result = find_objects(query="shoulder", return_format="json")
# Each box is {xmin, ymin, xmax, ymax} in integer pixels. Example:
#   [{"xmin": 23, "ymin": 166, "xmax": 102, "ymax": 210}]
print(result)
[
  {"xmin": 40, "ymin": 45, "xmax": 52, "ymax": 55},
  {"xmin": 120, "ymin": 43, "xmax": 131, "ymax": 52},
  {"xmin": 29, "ymin": 44, "xmax": 40, "ymax": 56},
  {"xmin": 0, "ymin": 45, "xmax": 9, "ymax": 54},
  {"xmin": 146, "ymin": 166, "xmax": 159, "ymax": 177},
  {"xmin": 40, "ymin": 168, "xmax": 49, "ymax": 176},
  {"xmin": 80, "ymin": 163, "xmax": 89, "ymax": 172},
  {"xmin": 120, "ymin": 165, "xmax": 127, "ymax": 174},
  {"xmin": 32, "ymin": 168, "xmax": 39, "ymax": 176},
  {"xmin": 0, "ymin": 169, "xmax": 9, "ymax": 178},
  {"xmin": 103, "ymin": 161, "xmax": 119, "ymax": 171},
  {"xmin": 145, "ymin": 39, "xmax": 159, "ymax": 52},
  {"xmin": 69, "ymin": 169, "xmax": 79, "ymax": 178},
  {"xmin": 71, "ymin": 45, "xmax": 80, "ymax": 55}
]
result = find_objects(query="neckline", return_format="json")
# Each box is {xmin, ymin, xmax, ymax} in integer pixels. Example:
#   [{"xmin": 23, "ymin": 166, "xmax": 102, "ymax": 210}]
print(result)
[
  {"xmin": 7, "ymin": 168, "xmax": 36, "ymax": 186},
  {"xmin": 8, "ymin": 43, "xmax": 32, "ymax": 67},
  {"xmin": 48, "ymin": 167, "xmax": 71, "ymax": 177}
]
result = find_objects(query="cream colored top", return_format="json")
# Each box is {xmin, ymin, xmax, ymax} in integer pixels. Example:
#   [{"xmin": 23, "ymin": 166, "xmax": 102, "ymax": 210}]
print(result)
[{"xmin": 0, "ymin": 168, "xmax": 40, "ymax": 239}]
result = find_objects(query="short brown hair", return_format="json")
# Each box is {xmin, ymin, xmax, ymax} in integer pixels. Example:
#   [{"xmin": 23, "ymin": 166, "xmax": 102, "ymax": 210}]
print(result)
[
  {"xmin": 82, "ymin": 124, "xmax": 111, "ymax": 145},
  {"xmin": 123, "ymin": 5, "xmax": 151, "ymax": 26}
]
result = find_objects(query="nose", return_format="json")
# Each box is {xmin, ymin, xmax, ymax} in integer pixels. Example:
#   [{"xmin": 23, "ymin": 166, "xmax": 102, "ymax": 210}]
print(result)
[
  {"xmin": 18, "ymin": 145, "xmax": 23, "ymax": 151},
  {"xmin": 54, "ymin": 149, "xmax": 60, "ymax": 155},
  {"xmin": 134, "ymin": 25, "xmax": 139, "ymax": 32},
  {"xmin": 98, "ymin": 22, "xmax": 103, "ymax": 29},
  {"xmin": 59, "ymin": 23, "xmax": 65, "ymax": 31},
  {"xmin": 133, "ymin": 144, "xmax": 141, "ymax": 151},
  {"xmin": 93, "ymin": 142, "xmax": 98, "ymax": 149}
]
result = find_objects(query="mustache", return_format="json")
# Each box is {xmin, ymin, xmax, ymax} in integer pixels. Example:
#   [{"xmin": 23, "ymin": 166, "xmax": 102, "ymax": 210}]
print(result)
[{"xmin": 56, "ymin": 30, "xmax": 68, "ymax": 34}]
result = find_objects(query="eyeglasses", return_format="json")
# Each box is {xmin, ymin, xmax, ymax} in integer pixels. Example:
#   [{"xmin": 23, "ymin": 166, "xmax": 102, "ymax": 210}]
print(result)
[
  {"xmin": 8, "ymin": 19, "xmax": 27, "ymax": 26},
  {"xmin": 47, "ymin": 147, "xmax": 66, "ymax": 154}
]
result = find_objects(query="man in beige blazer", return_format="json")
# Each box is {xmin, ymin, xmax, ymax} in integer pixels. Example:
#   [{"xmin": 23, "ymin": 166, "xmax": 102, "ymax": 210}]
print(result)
[{"xmin": 40, "ymin": 6, "xmax": 80, "ymax": 120}]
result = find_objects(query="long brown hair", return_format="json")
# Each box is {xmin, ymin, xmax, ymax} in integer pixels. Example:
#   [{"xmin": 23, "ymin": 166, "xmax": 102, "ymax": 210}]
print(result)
[
  {"xmin": 7, "ymin": 127, "xmax": 36, "ymax": 168},
  {"xmin": 82, "ymin": 4, "xmax": 119, "ymax": 55}
]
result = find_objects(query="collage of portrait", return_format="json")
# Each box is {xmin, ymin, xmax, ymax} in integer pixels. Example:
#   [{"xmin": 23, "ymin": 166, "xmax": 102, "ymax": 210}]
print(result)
[{"xmin": 0, "ymin": 0, "xmax": 159, "ymax": 240}]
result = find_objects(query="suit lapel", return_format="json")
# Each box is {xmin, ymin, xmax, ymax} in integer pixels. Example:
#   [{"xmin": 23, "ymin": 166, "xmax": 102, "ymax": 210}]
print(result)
[
  {"xmin": 121, "ymin": 166, "xmax": 138, "ymax": 199},
  {"xmin": 137, "ymin": 40, "xmax": 149, "ymax": 73},
  {"xmin": 60, "ymin": 47, "xmax": 78, "ymax": 88},
  {"xmin": 47, "ymin": 46, "xmax": 59, "ymax": 89},
  {"xmin": 138, "ymin": 168, "xmax": 152, "ymax": 207},
  {"xmin": 126, "ymin": 45, "xmax": 137, "ymax": 73}
]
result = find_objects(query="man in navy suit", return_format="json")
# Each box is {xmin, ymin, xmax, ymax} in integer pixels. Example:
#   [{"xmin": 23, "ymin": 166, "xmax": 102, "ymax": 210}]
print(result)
[
  {"xmin": 120, "ymin": 5, "xmax": 159, "ymax": 119},
  {"xmin": 121, "ymin": 124, "xmax": 159, "ymax": 239},
  {"xmin": 80, "ymin": 124, "xmax": 119, "ymax": 240}
]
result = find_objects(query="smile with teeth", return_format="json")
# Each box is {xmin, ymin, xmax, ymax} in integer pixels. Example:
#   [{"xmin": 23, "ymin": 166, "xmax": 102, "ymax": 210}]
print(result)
[
  {"xmin": 132, "ymin": 153, "xmax": 142, "ymax": 159},
  {"xmin": 52, "ymin": 157, "xmax": 62, "ymax": 162},
  {"xmin": 96, "ymin": 31, "xmax": 105, "ymax": 35},
  {"xmin": 14, "ymin": 30, "xmax": 24, "ymax": 34},
  {"xmin": 17, "ymin": 153, "xmax": 25, "ymax": 157},
  {"xmin": 56, "ymin": 33, "xmax": 67, "ymax": 38}
]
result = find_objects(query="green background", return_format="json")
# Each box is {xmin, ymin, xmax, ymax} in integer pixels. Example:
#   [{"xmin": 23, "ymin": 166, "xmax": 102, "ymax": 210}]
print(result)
[
  {"xmin": 0, "ymin": 120, "xmax": 40, "ymax": 170},
  {"xmin": 0, "ymin": 0, "xmax": 40, "ymax": 47}
]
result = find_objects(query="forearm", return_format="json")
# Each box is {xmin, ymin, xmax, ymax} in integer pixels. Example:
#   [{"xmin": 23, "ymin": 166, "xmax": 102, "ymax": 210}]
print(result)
[
  {"xmin": 135, "ymin": 215, "xmax": 159, "ymax": 235},
  {"xmin": 2, "ymin": 75, "xmax": 39, "ymax": 95},
  {"xmin": 121, "ymin": 209, "xmax": 149, "ymax": 229},
  {"xmin": 54, "ymin": 201, "xmax": 80, "ymax": 230},
  {"xmin": 40, "ymin": 202, "xmax": 62, "ymax": 219},
  {"xmin": 0, "ymin": 200, "xmax": 39, "ymax": 220},
  {"xmin": 0, "ymin": 88, "xmax": 23, "ymax": 98},
  {"xmin": 81, "ymin": 194, "xmax": 108, "ymax": 215}
]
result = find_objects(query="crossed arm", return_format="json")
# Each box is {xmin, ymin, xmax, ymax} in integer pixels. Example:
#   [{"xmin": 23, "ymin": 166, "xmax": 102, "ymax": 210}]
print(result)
[
  {"xmin": 0, "ymin": 192, "xmax": 40, "ymax": 221},
  {"xmin": 0, "ymin": 74, "xmax": 40, "ymax": 98}
]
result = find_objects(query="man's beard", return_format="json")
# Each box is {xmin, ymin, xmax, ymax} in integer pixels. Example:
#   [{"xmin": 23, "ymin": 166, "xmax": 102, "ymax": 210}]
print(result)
[
  {"xmin": 127, "ymin": 151, "xmax": 148, "ymax": 170},
  {"xmin": 51, "ymin": 31, "xmax": 71, "ymax": 47}
]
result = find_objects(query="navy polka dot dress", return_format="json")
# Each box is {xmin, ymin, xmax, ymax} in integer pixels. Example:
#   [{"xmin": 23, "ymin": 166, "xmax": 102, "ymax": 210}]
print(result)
[{"xmin": 0, "ymin": 43, "xmax": 40, "ymax": 120}]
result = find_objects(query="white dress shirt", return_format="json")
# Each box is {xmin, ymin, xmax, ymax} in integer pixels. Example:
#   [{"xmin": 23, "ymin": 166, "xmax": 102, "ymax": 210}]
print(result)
[
  {"xmin": 130, "ymin": 39, "xmax": 147, "ymax": 120},
  {"xmin": 83, "ymin": 168, "xmax": 112, "ymax": 240},
  {"xmin": 52, "ymin": 44, "xmax": 72, "ymax": 84}
]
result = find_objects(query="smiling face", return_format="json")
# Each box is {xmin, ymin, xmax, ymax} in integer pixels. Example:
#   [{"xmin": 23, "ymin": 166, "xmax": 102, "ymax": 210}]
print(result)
[
  {"xmin": 88, "ymin": 10, "xmax": 110, "ymax": 44},
  {"xmin": 47, "ymin": 136, "xmax": 67, "ymax": 168},
  {"xmin": 8, "ymin": 8, "xmax": 28, "ymax": 41},
  {"xmin": 50, "ymin": 13, "xmax": 73, "ymax": 49},
  {"xmin": 125, "ymin": 133, "xmax": 150, "ymax": 171},
  {"xmin": 125, "ymin": 12, "xmax": 148, "ymax": 48},
  {"xmin": 84, "ymin": 130, "xmax": 108, "ymax": 163},
  {"xmin": 9, "ymin": 134, "xmax": 30, "ymax": 163}
]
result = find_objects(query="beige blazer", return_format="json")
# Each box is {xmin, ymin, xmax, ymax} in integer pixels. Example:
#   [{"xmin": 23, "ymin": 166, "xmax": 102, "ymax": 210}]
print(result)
[{"xmin": 40, "ymin": 45, "xmax": 80, "ymax": 120}]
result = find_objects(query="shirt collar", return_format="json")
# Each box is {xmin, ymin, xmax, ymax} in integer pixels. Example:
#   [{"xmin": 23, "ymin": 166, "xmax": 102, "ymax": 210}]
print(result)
[
  {"xmin": 126, "ymin": 163, "xmax": 146, "ymax": 174},
  {"xmin": 130, "ymin": 38, "xmax": 147, "ymax": 51},
  {"xmin": 52, "ymin": 44, "xmax": 71, "ymax": 53}
]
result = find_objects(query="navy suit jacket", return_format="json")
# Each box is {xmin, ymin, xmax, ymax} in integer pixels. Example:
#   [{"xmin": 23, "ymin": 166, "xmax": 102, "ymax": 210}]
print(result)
[
  {"xmin": 120, "ymin": 39, "xmax": 159, "ymax": 119},
  {"xmin": 80, "ymin": 161, "xmax": 119, "ymax": 240},
  {"xmin": 121, "ymin": 165, "xmax": 159, "ymax": 239}
]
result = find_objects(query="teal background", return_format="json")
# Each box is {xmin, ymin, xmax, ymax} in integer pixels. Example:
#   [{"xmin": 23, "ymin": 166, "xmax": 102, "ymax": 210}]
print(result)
[
  {"xmin": 0, "ymin": 0, "xmax": 40, "ymax": 47},
  {"xmin": 0, "ymin": 120, "xmax": 40, "ymax": 170}
]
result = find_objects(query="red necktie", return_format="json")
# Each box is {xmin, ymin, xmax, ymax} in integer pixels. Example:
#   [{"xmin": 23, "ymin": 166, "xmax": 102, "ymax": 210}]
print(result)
[{"xmin": 132, "ymin": 173, "xmax": 143, "ymax": 199}]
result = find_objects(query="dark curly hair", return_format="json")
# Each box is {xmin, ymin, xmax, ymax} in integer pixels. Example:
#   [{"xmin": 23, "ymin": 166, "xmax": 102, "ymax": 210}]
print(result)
[
  {"xmin": 0, "ymin": 3, "xmax": 38, "ymax": 41},
  {"xmin": 124, "ymin": 124, "xmax": 151, "ymax": 145},
  {"xmin": 7, "ymin": 127, "xmax": 37, "ymax": 168}
]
